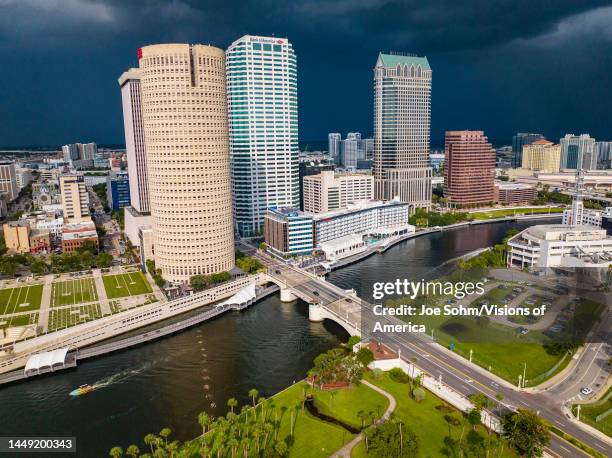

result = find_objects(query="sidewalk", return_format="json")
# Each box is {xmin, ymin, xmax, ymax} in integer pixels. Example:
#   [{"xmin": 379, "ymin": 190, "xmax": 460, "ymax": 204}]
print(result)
[
  {"xmin": 331, "ymin": 379, "xmax": 397, "ymax": 458},
  {"xmin": 37, "ymin": 274, "xmax": 54, "ymax": 333},
  {"xmin": 92, "ymin": 269, "xmax": 110, "ymax": 315}
]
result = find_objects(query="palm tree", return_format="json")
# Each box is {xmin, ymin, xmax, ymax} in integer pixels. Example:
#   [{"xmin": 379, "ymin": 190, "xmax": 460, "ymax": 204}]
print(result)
[
  {"xmin": 262, "ymin": 422, "xmax": 274, "ymax": 449},
  {"xmin": 144, "ymin": 434, "xmax": 157, "ymax": 454},
  {"xmin": 227, "ymin": 397, "xmax": 238, "ymax": 414},
  {"xmin": 126, "ymin": 444, "xmax": 140, "ymax": 457},
  {"xmin": 166, "ymin": 440, "xmax": 180, "ymax": 457},
  {"xmin": 248, "ymin": 388, "xmax": 259, "ymax": 407},
  {"xmin": 252, "ymin": 425, "xmax": 262, "ymax": 453},
  {"xmin": 198, "ymin": 444, "xmax": 211, "ymax": 458},
  {"xmin": 159, "ymin": 428, "xmax": 172, "ymax": 447},
  {"xmin": 329, "ymin": 390, "xmax": 337, "ymax": 408},
  {"xmin": 227, "ymin": 437, "xmax": 239, "ymax": 458},
  {"xmin": 109, "ymin": 446, "xmax": 123, "ymax": 458},
  {"xmin": 198, "ymin": 411, "xmax": 211, "ymax": 436},
  {"xmin": 357, "ymin": 410, "xmax": 366, "ymax": 429}
]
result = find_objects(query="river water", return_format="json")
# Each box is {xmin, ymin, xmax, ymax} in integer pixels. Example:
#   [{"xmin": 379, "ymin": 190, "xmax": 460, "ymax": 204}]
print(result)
[{"xmin": 0, "ymin": 220, "xmax": 545, "ymax": 455}]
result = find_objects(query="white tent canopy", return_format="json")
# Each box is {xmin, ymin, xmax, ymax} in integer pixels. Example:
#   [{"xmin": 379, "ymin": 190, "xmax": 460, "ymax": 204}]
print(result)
[
  {"xmin": 218, "ymin": 284, "xmax": 256, "ymax": 307},
  {"xmin": 24, "ymin": 348, "xmax": 69, "ymax": 375}
]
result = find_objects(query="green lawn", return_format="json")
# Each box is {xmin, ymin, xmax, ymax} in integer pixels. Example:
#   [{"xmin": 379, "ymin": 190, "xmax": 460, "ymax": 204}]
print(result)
[
  {"xmin": 352, "ymin": 372, "xmax": 518, "ymax": 458},
  {"xmin": 48, "ymin": 303, "xmax": 102, "ymax": 331},
  {"xmin": 470, "ymin": 207, "xmax": 563, "ymax": 220},
  {"xmin": 572, "ymin": 387, "xmax": 612, "ymax": 437},
  {"xmin": 51, "ymin": 278, "xmax": 99, "ymax": 307},
  {"xmin": 313, "ymin": 382, "xmax": 389, "ymax": 430},
  {"xmin": 0, "ymin": 284, "xmax": 43, "ymax": 315},
  {"xmin": 102, "ymin": 272, "xmax": 152, "ymax": 298},
  {"xmin": 183, "ymin": 381, "xmax": 358, "ymax": 458},
  {"xmin": 0, "ymin": 312, "xmax": 39, "ymax": 329},
  {"xmin": 400, "ymin": 304, "xmax": 565, "ymax": 386}
]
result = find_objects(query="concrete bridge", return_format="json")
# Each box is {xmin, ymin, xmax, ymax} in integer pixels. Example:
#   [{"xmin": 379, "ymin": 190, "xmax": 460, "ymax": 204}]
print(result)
[{"xmin": 258, "ymin": 261, "xmax": 363, "ymax": 337}]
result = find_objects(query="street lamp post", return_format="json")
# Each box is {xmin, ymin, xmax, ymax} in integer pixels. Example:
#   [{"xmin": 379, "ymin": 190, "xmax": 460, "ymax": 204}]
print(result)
[
  {"xmin": 523, "ymin": 362, "xmax": 527, "ymax": 388},
  {"xmin": 518, "ymin": 374, "xmax": 522, "ymax": 390},
  {"xmin": 469, "ymin": 349, "xmax": 473, "ymax": 362}
]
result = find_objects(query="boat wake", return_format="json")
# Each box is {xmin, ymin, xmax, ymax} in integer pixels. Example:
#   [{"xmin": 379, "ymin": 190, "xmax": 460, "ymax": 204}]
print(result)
[{"xmin": 90, "ymin": 361, "xmax": 154, "ymax": 391}]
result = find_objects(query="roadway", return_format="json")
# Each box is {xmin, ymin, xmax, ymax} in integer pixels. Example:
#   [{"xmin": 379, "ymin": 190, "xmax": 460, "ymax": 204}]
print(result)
[{"xmin": 254, "ymin": 252, "xmax": 611, "ymax": 457}]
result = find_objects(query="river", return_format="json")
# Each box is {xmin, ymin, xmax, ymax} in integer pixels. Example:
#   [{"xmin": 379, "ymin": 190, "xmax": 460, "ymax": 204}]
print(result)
[{"xmin": 0, "ymin": 219, "xmax": 546, "ymax": 455}]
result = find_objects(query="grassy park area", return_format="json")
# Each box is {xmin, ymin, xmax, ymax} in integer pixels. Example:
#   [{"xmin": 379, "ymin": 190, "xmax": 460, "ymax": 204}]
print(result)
[
  {"xmin": 312, "ymin": 382, "xmax": 389, "ymax": 430},
  {"xmin": 351, "ymin": 372, "xmax": 517, "ymax": 458},
  {"xmin": 0, "ymin": 284, "xmax": 43, "ymax": 316},
  {"xmin": 397, "ymin": 296, "xmax": 604, "ymax": 386},
  {"xmin": 51, "ymin": 278, "xmax": 98, "ymax": 307},
  {"xmin": 0, "ymin": 312, "xmax": 39, "ymax": 329},
  {"xmin": 469, "ymin": 206, "xmax": 563, "ymax": 220},
  {"xmin": 48, "ymin": 303, "xmax": 103, "ymax": 332},
  {"xmin": 103, "ymin": 272, "xmax": 152, "ymax": 299}
]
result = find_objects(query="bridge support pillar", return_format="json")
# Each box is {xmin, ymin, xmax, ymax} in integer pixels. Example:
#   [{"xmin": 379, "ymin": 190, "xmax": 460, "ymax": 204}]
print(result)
[
  {"xmin": 309, "ymin": 302, "xmax": 324, "ymax": 322},
  {"xmin": 280, "ymin": 288, "xmax": 297, "ymax": 303}
]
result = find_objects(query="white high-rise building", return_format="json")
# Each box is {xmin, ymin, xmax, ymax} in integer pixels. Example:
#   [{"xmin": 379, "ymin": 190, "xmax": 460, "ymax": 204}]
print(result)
[
  {"xmin": 328, "ymin": 133, "xmax": 341, "ymax": 162},
  {"xmin": 139, "ymin": 43, "xmax": 235, "ymax": 283},
  {"xmin": 119, "ymin": 68, "xmax": 150, "ymax": 214},
  {"xmin": 226, "ymin": 35, "xmax": 299, "ymax": 237},
  {"xmin": 560, "ymin": 134, "xmax": 597, "ymax": 170},
  {"xmin": 373, "ymin": 53, "xmax": 432, "ymax": 209},
  {"xmin": 341, "ymin": 133, "xmax": 362, "ymax": 169}
]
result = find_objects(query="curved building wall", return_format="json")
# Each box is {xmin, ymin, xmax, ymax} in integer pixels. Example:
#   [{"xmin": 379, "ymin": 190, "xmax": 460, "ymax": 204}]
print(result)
[{"xmin": 139, "ymin": 43, "xmax": 234, "ymax": 283}]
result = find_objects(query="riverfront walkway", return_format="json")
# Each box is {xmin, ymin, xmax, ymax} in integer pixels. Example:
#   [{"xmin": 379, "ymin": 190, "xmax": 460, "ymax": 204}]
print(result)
[{"xmin": 0, "ymin": 285, "xmax": 279, "ymax": 385}]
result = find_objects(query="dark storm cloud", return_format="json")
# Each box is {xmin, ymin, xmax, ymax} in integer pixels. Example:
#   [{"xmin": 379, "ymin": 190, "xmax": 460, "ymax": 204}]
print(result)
[{"xmin": 0, "ymin": 0, "xmax": 610, "ymax": 146}]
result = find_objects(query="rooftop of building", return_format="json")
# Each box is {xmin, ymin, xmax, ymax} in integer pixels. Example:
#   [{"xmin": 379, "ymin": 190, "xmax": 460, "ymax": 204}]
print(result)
[
  {"xmin": 520, "ymin": 224, "xmax": 609, "ymax": 241},
  {"xmin": 4, "ymin": 219, "xmax": 29, "ymax": 228},
  {"xmin": 377, "ymin": 52, "xmax": 430, "ymax": 70},
  {"xmin": 530, "ymin": 139, "xmax": 554, "ymax": 146},
  {"xmin": 304, "ymin": 170, "xmax": 373, "ymax": 180},
  {"xmin": 62, "ymin": 220, "xmax": 96, "ymax": 233},
  {"xmin": 494, "ymin": 181, "xmax": 535, "ymax": 190},
  {"xmin": 311, "ymin": 198, "xmax": 406, "ymax": 220}
]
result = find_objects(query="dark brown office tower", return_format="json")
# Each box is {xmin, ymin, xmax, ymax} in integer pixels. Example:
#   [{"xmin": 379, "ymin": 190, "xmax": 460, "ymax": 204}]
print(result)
[{"xmin": 443, "ymin": 131, "xmax": 495, "ymax": 208}]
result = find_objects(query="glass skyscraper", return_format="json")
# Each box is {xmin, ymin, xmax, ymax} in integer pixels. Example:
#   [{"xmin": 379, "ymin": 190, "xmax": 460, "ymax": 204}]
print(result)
[
  {"xmin": 560, "ymin": 134, "xmax": 597, "ymax": 170},
  {"xmin": 227, "ymin": 35, "xmax": 299, "ymax": 237}
]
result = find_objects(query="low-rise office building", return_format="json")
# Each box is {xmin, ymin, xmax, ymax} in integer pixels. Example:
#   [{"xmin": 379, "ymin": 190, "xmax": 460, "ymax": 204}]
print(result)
[
  {"xmin": 3, "ymin": 220, "xmax": 51, "ymax": 254},
  {"xmin": 303, "ymin": 170, "xmax": 374, "ymax": 213},
  {"xmin": 61, "ymin": 222, "xmax": 99, "ymax": 253},
  {"xmin": 507, "ymin": 224, "xmax": 612, "ymax": 270},
  {"xmin": 3, "ymin": 220, "xmax": 31, "ymax": 253},
  {"xmin": 494, "ymin": 182, "xmax": 537, "ymax": 205},
  {"xmin": 319, "ymin": 234, "xmax": 366, "ymax": 261},
  {"xmin": 264, "ymin": 208, "xmax": 314, "ymax": 256}
]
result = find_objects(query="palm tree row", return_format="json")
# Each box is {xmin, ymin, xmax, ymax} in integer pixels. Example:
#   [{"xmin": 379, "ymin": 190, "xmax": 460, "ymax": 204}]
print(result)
[{"xmin": 109, "ymin": 387, "xmax": 302, "ymax": 458}]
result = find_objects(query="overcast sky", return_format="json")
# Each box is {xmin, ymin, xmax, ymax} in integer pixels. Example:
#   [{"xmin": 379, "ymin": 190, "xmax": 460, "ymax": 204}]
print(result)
[{"xmin": 0, "ymin": 0, "xmax": 610, "ymax": 147}]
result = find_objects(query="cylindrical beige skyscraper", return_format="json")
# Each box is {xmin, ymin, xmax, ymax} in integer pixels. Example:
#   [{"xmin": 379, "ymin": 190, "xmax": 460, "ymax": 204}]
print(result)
[{"xmin": 138, "ymin": 44, "xmax": 234, "ymax": 283}]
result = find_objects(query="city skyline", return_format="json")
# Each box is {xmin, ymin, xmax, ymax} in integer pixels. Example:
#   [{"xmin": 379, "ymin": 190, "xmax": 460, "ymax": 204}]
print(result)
[{"xmin": 1, "ymin": 1, "xmax": 611, "ymax": 147}]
